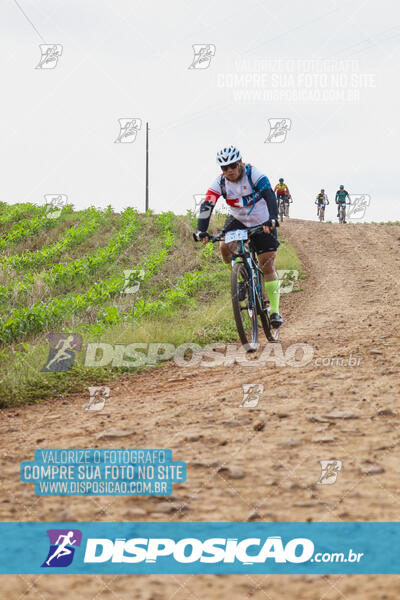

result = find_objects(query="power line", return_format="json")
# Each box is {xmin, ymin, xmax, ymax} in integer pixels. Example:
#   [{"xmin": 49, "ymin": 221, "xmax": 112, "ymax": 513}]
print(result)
[{"xmin": 13, "ymin": 0, "xmax": 46, "ymax": 43}]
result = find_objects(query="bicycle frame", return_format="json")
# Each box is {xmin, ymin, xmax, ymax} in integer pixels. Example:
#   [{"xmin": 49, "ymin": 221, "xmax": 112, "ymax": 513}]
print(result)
[
  {"xmin": 231, "ymin": 237, "xmax": 264, "ymax": 313},
  {"xmin": 338, "ymin": 203, "xmax": 347, "ymax": 222}
]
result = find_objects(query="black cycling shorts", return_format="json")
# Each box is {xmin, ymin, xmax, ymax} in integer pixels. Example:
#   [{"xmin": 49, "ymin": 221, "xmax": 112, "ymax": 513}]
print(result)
[{"xmin": 222, "ymin": 215, "xmax": 279, "ymax": 255}]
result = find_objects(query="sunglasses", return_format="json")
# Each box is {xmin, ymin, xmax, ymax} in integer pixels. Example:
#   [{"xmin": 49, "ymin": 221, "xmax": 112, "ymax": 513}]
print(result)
[{"xmin": 221, "ymin": 161, "xmax": 239, "ymax": 171}]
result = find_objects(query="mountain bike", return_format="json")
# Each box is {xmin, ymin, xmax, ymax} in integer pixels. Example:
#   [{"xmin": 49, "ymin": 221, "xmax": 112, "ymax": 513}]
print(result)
[
  {"xmin": 277, "ymin": 196, "xmax": 286, "ymax": 223},
  {"xmin": 316, "ymin": 202, "xmax": 325, "ymax": 222},
  {"xmin": 338, "ymin": 203, "xmax": 347, "ymax": 224},
  {"xmin": 284, "ymin": 196, "xmax": 292, "ymax": 217},
  {"xmin": 194, "ymin": 225, "xmax": 280, "ymax": 351}
]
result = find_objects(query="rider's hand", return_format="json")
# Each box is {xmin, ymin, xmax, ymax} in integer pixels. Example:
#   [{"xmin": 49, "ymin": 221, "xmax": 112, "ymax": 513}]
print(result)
[
  {"xmin": 197, "ymin": 231, "xmax": 209, "ymax": 244},
  {"xmin": 263, "ymin": 219, "xmax": 277, "ymax": 234}
]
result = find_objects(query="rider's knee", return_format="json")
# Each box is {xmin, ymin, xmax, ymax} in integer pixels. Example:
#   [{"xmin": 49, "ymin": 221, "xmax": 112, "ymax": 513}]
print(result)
[
  {"xmin": 219, "ymin": 243, "xmax": 232, "ymax": 264},
  {"xmin": 220, "ymin": 252, "xmax": 231, "ymax": 264},
  {"xmin": 259, "ymin": 256, "xmax": 276, "ymax": 275},
  {"xmin": 263, "ymin": 266, "xmax": 275, "ymax": 278}
]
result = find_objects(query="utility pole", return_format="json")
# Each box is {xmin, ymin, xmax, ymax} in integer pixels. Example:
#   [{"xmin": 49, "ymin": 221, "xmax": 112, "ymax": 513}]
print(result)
[{"xmin": 145, "ymin": 122, "xmax": 149, "ymax": 211}]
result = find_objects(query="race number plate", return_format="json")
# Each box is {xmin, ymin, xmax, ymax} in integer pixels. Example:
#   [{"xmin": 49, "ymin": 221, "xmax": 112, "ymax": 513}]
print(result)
[{"xmin": 224, "ymin": 229, "xmax": 248, "ymax": 243}]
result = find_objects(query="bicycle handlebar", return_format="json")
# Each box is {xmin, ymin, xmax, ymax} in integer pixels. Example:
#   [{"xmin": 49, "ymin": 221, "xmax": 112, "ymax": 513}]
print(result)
[
  {"xmin": 193, "ymin": 224, "xmax": 266, "ymax": 244},
  {"xmin": 192, "ymin": 232, "xmax": 222, "ymax": 243}
]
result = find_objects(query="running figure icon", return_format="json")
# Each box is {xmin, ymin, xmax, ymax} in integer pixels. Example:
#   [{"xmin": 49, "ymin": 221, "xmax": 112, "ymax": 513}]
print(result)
[
  {"xmin": 44, "ymin": 335, "xmax": 75, "ymax": 371},
  {"xmin": 45, "ymin": 531, "xmax": 77, "ymax": 566},
  {"xmin": 41, "ymin": 529, "xmax": 82, "ymax": 568},
  {"xmin": 41, "ymin": 333, "xmax": 82, "ymax": 372}
]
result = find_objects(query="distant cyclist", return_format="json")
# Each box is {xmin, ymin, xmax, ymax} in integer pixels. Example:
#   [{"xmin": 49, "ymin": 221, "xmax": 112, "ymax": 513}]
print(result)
[
  {"xmin": 195, "ymin": 145, "xmax": 283, "ymax": 328},
  {"xmin": 315, "ymin": 189, "xmax": 329, "ymax": 218},
  {"xmin": 274, "ymin": 178, "xmax": 291, "ymax": 211},
  {"xmin": 335, "ymin": 185, "xmax": 350, "ymax": 223}
]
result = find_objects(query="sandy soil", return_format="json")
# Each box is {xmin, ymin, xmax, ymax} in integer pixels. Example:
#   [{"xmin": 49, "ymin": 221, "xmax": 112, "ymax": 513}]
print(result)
[{"xmin": 1, "ymin": 219, "xmax": 400, "ymax": 598}]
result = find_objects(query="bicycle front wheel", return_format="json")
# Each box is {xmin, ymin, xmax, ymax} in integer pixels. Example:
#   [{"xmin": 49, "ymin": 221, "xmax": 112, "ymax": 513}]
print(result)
[{"xmin": 231, "ymin": 262, "xmax": 258, "ymax": 352}]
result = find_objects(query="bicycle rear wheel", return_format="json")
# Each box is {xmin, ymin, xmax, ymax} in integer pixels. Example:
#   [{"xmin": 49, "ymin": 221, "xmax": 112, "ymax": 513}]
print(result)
[{"xmin": 231, "ymin": 262, "xmax": 258, "ymax": 352}]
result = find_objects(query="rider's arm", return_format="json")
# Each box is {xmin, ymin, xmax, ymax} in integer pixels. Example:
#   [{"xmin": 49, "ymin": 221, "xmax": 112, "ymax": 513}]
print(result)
[
  {"xmin": 248, "ymin": 167, "xmax": 279, "ymax": 222},
  {"xmin": 335, "ymin": 192, "xmax": 339, "ymax": 203},
  {"xmin": 196, "ymin": 186, "xmax": 219, "ymax": 233},
  {"xmin": 262, "ymin": 187, "xmax": 279, "ymax": 221}
]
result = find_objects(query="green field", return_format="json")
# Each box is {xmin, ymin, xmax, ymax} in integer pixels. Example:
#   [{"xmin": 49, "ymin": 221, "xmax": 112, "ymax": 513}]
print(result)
[{"xmin": 0, "ymin": 204, "xmax": 303, "ymax": 407}]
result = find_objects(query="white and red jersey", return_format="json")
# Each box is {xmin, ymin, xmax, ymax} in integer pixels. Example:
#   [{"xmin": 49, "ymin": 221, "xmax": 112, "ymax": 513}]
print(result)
[{"xmin": 205, "ymin": 165, "xmax": 272, "ymax": 227}]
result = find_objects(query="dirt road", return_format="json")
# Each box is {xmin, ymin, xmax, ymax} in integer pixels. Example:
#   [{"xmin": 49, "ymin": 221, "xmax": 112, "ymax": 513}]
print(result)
[{"xmin": 1, "ymin": 219, "xmax": 400, "ymax": 598}]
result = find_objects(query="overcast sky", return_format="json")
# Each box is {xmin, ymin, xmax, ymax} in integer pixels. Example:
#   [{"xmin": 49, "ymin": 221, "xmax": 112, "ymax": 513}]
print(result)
[{"xmin": 1, "ymin": 0, "xmax": 399, "ymax": 222}]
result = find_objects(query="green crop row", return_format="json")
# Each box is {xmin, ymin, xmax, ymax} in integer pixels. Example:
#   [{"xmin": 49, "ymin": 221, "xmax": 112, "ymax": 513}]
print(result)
[
  {"xmin": 0, "ymin": 207, "xmax": 140, "ymax": 307},
  {"xmin": 0, "ymin": 205, "xmax": 74, "ymax": 251},
  {"xmin": 132, "ymin": 242, "xmax": 213, "ymax": 319},
  {"xmin": 0, "ymin": 202, "xmax": 47, "ymax": 227},
  {"xmin": 80, "ymin": 234, "xmax": 212, "ymax": 335},
  {"xmin": 43, "ymin": 206, "xmax": 140, "ymax": 287},
  {"xmin": 0, "ymin": 206, "xmax": 110, "ymax": 272},
  {"xmin": 0, "ymin": 211, "xmax": 175, "ymax": 345},
  {"xmin": 81, "ymin": 212, "xmax": 176, "ymax": 333}
]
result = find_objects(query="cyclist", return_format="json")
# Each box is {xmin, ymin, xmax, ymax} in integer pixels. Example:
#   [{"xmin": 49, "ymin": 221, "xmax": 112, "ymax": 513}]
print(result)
[
  {"xmin": 335, "ymin": 185, "xmax": 350, "ymax": 223},
  {"xmin": 315, "ymin": 189, "xmax": 329, "ymax": 218},
  {"xmin": 195, "ymin": 145, "xmax": 282, "ymax": 328},
  {"xmin": 274, "ymin": 178, "xmax": 291, "ymax": 215}
]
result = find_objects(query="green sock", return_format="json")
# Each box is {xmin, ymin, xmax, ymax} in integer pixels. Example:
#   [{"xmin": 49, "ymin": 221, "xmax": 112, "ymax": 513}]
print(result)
[{"xmin": 264, "ymin": 279, "xmax": 280, "ymax": 314}]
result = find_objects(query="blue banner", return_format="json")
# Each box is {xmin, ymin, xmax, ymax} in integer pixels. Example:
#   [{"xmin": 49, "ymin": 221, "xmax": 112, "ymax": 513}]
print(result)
[{"xmin": 0, "ymin": 523, "xmax": 399, "ymax": 574}]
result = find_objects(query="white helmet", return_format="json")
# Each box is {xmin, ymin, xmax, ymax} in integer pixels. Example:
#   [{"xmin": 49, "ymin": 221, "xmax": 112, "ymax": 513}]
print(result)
[{"xmin": 216, "ymin": 145, "xmax": 242, "ymax": 166}]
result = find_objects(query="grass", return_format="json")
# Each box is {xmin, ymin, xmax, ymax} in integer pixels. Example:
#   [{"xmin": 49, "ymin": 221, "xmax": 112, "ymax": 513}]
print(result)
[{"xmin": 0, "ymin": 211, "xmax": 303, "ymax": 407}]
